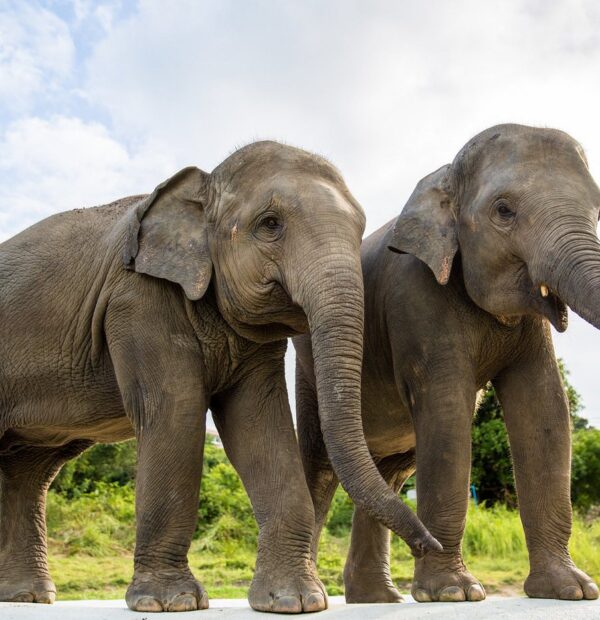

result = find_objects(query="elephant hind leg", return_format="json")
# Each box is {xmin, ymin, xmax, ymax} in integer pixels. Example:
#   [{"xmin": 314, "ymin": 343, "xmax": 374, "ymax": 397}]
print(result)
[
  {"xmin": 343, "ymin": 451, "xmax": 416, "ymax": 604},
  {"xmin": 0, "ymin": 440, "xmax": 91, "ymax": 603}
]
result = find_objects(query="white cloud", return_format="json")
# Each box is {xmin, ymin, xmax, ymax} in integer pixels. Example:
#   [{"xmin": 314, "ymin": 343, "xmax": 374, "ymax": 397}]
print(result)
[
  {"xmin": 0, "ymin": 2, "xmax": 75, "ymax": 111},
  {"xmin": 2, "ymin": 1, "xmax": 600, "ymax": 426},
  {"xmin": 80, "ymin": 0, "xmax": 600, "ymax": 425},
  {"xmin": 71, "ymin": 0, "xmax": 125, "ymax": 33},
  {"xmin": 0, "ymin": 116, "xmax": 175, "ymax": 240},
  {"xmin": 83, "ymin": 1, "xmax": 600, "ymax": 219}
]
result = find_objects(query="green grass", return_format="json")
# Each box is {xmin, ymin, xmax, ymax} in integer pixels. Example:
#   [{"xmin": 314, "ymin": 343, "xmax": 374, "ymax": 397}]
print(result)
[{"xmin": 44, "ymin": 488, "xmax": 600, "ymax": 601}]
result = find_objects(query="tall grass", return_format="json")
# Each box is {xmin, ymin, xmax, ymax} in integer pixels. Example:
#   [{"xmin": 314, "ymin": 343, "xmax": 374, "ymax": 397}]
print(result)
[
  {"xmin": 464, "ymin": 503, "xmax": 526, "ymax": 557},
  {"xmin": 45, "ymin": 487, "xmax": 600, "ymax": 599}
]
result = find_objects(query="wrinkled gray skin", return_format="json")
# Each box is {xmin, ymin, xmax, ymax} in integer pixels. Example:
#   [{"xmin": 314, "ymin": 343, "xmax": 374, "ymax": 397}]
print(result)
[
  {"xmin": 0, "ymin": 141, "xmax": 439, "ymax": 614},
  {"xmin": 295, "ymin": 125, "xmax": 600, "ymax": 604}
]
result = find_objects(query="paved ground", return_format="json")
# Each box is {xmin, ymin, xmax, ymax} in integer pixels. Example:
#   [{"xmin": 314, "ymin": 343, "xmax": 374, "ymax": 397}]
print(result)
[{"xmin": 1, "ymin": 596, "xmax": 599, "ymax": 619}]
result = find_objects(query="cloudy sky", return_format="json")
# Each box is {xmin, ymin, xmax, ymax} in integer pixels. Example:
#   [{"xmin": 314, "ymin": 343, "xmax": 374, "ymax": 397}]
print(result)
[{"xmin": 2, "ymin": 0, "xmax": 600, "ymax": 426}]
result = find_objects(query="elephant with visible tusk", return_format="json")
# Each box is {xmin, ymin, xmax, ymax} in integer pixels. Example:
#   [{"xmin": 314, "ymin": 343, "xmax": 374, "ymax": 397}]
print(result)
[
  {"xmin": 0, "ymin": 141, "xmax": 438, "ymax": 613},
  {"xmin": 294, "ymin": 124, "xmax": 600, "ymax": 604}
]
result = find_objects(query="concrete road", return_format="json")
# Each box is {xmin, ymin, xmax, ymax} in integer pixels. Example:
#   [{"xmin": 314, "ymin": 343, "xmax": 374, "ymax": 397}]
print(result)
[{"xmin": 1, "ymin": 596, "xmax": 599, "ymax": 619}]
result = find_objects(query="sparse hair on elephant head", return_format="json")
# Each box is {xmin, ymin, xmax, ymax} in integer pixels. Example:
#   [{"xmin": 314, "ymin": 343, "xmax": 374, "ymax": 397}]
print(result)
[
  {"xmin": 388, "ymin": 124, "xmax": 600, "ymax": 333},
  {"xmin": 124, "ymin": 167, "xmax": 212, "ymax": 301}
]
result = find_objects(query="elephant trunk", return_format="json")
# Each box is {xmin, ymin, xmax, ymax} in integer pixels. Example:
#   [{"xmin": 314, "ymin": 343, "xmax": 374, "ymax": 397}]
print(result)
[
  {"xmin": 531, "ymin": 217, "xmax": 600, "ymax": 331},
  {"xmin": 297, "ymin": 251, "xmax": 441, "ymax": 557}
]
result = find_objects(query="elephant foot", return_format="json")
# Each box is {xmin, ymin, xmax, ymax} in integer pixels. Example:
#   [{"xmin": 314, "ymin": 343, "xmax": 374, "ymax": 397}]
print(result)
[
  {"xmin": 344, "ymin": 571, "xmax": 404, "ymax": 604},
  {"xmin": 126, "ymin": 567, "xmax": 208, "ymax": 612},
  {"xmin": 412, "ymin": 553, "xmax": 485, "ymax": 602},
  {"xmin": 249, "ymin": 568, "xmax": 327, "ymax": 613},
  {"xmin": 0, "ymin": 576, "xmax": 56, "ymax": 604},
  {"xmin": 525, "ymin": 557, "xmax": 599, "ymax": 600}
]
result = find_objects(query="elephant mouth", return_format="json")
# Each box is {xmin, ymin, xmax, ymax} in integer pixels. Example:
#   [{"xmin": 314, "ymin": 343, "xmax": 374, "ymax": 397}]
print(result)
[{"xmin": 535, "ymin": 285, "xmax": 569, "ymax": 332}]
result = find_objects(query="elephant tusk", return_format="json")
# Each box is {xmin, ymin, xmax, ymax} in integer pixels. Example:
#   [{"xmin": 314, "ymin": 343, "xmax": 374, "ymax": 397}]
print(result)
[{"xmin": 540, "ymin": 284, "xmax": 549, "ymax": 298}]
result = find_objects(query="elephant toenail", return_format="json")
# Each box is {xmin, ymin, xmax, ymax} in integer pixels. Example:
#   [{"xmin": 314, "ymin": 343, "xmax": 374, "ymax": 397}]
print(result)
[
  {"xmin": 439, "ymin": 586, "xmax": 466, "ymax": 602},
  {"xmin": 303, "ymin": 591, "xmax": 326, "ymax": 611},
  {"xmin": 134, "ymin": 596, "xmax": 163, "ymax": 612},
  {"xmin": 467, "ymin": 584, "xmax": 486, "ymax": 601},
  {"xmin": 167, "ymin": 594, "xmax": 198, "ymax": 612},
  {"xmin": 36, "ymin": 591, "xmax": 56, "ymax": 604},
  {"xmin": 11, "ymin": 592, "xmax": 34, "ymax": 603},
  {"xmin": 198, "ymin": 590, "xmax": 210, "ymax": 609},
  {"xmin": 583, "ymin": 582, "xmax": 599, "ymax": 600},
  {"xmin": 273, "ymin": 595, "xmax": 303, "ymax": 613},
  {"xmin": 559, "ymin": 585, "xmax": 583, "ymax": 600},
  {"xmin": 413, "ymin": 588, "xmax": 432, "ymax": 602}
]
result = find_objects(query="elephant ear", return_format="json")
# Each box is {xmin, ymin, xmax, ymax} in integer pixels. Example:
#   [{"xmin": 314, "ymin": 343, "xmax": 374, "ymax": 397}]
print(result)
[
  {"xmin": 124, "ymin": 167, "xmax": 212, "ymax": 300},
  {"xmin": 388, "ymin": 164, "xmax": 458, "ymax": 285}
]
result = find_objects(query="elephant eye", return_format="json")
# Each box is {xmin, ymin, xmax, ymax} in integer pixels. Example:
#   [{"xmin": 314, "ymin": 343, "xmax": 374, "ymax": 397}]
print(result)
[
  {"xmin": 255, "ymin": 213, "xmax": 284, "ymax": 241},
  {"xmin": 495, "ymin": 200, "xmax": 514, "ymax": 218},
  {"xmin": 263, "ymin": 217, "xmax": 280, "ymax": 230}
]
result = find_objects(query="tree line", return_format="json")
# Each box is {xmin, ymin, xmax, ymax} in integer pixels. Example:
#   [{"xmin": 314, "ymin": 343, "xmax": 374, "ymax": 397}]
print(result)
[{"xmin": 51, "ymin": 358, "xmax": 600, "ymax": 533}]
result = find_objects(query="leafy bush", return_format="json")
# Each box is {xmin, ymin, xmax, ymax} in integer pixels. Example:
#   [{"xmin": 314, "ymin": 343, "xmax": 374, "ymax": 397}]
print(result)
[
  {"xmin": 50, "ymin": 437, "xmax": 258, "ymax": 555},
  {"xmin": 326, "ymin": 487, "xmax": 354, "ymax": 536},
  {"xmin": 571, "ymin": 428, "xmax": 600, "ymax": 511},
  {"xmin": 52, "ymin": 442, "xmax": 137, "ymax": 497},
  {"xmin": 471, "ymin": 359, "xmax": 595, "ymax": 510},
  {"xmin": 471, "ymin": 389, "xmax": 516, "ymax": 506},
  {"xmin": 196, "ymin": 441, "xmax": 257, "ymax": 549},
  {"xmin": 47, "ymin": 482, "xmax": 136, "ymax": 556}
]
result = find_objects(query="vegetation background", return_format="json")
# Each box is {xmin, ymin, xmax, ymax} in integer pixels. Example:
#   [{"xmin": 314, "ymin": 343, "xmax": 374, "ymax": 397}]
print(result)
[{"xmin": 47, "ymin": 361, "xmax": 600, "ymax": 600}]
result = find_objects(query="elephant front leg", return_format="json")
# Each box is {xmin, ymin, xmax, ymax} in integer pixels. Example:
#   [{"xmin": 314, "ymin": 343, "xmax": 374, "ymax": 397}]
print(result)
[
  {"xmin": 112, "ymin": 342, "xmax": 209, "ymax": 613},
  {"xmin": 127, "ymin": 415, "xmax": 208, "ymax": 613},
  {"xmin": 343, "ymin": 452, "xmax": 415, "ymax": 604},
  {"xmin": 495, "ymin": 329, "xmax": 599, "ymax": 601},
  {"xmin": 411, "ymin": 378, "xmax": 485, "ymax": 603},
  {"xmin": 212, "ymin": 350, "xmax": 326, "ymax": 613}
]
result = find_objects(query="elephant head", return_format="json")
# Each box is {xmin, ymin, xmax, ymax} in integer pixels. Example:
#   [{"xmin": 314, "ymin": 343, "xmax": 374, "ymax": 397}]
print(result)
[
  {"xmin": 124, "ymin": 141, "xmax": 440, "ymax": 556},
  {"xmin": 389, "ymin": 124, "xmax": 600, "ymax": 333}
]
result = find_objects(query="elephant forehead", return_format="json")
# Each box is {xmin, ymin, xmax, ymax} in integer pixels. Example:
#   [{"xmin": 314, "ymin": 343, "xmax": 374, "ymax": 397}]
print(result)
[
  {"xmin": 475, "ymin": 156, "xmax": 598, "ymax": 198},
  {"xmin": 215, "ymin": 175, "xmax": 361, "ymax": 221},
  {"xmin": 456, "ymin": 126, "xmax": 585, "ymax": 186},
  {"xmin": 214, "ymin": 140, "xmax": 344, "ymax": 189},
  {"xmin": 480, "ymin": 131, "xmax": 584, "ymax": 172}
]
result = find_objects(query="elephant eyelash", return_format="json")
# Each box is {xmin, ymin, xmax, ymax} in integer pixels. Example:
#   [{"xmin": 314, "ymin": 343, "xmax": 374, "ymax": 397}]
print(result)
[
  {"xmin": 252, "ymin": 211, "xmax": 285, "ymax": 240},
  {"xmin": 490, "ymin": 198, "xmax": 516, "ymax": 224},
  {"xmin": 487, "ymin": 198, "xmax": 517, "ymax": 233}
]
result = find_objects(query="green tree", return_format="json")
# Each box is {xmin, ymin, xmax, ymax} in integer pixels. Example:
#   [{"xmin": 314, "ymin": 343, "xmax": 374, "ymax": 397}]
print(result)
[
  {"xmin": 51, "ymin": 436, "xmax": 258, "ymax": 549},
  {"xmin": 571, "ymin": 428, "xmax": 600, "ymax": 511},
  {"xmin": 471, "ymin": 389, "xmax": 516, "ymax": 506},
  {"xmin": 326, "ymin": 486, "xmax": 355, "ymax": 536},
  {"xmin": 196, "ymin": 440, "xmax": 257, "ymax": 546},
  {"xmin": 471, "ymin": 359, "xmax": 592, "ymax": 508},
  {"xmin": 52, "ymin": 441, "xmax": 137, "ymax": 497}
]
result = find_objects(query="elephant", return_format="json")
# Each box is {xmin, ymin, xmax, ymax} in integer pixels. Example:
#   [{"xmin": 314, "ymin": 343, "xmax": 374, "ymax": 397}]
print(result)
[
  {"xmin": 0, "ymin": 141, "xmax": 440, "ymax": 613},
  {"xmin": 294, "ymin": 124, "xmax": 600, "ymax": 604}
]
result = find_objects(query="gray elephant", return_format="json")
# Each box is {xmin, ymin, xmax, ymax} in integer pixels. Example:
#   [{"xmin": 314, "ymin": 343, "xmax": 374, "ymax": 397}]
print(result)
[
  {"xmin": 0, "ymin": 141, "xmax": 440, "ymax": 613},
  {"xmin": 294, "ymin": 124, "xmax": 600, "ymax": 604}
]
